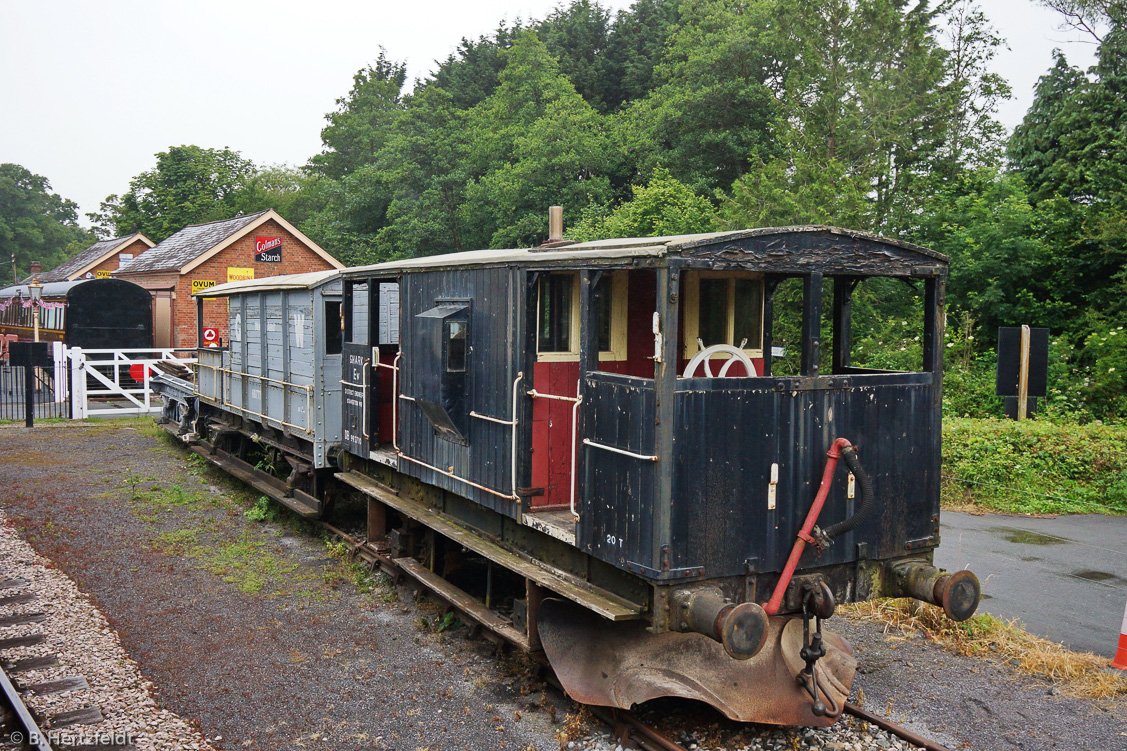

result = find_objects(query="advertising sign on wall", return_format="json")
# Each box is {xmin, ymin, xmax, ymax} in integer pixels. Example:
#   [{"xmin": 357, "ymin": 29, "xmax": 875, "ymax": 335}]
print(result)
[
  {"xmin": 227, "ymin": 267, "xmax": 255, "ymax": 283},
  {"xmin": 254, "ymin": 236, "xmax": 282, "ymax": 263}
]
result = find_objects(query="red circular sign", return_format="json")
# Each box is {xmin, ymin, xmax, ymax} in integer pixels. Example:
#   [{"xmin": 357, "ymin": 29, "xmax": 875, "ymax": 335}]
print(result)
[{"xmin": 130, "ymin": 363, "xmax": 148, "ymax": 382}]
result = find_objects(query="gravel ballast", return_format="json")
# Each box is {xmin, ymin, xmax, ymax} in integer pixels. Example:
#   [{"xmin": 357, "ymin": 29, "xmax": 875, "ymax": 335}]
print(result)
[
  {"xmin": 1, "ymin": 421, "xmax": 1124, "ymax": 750},
  {"xmin": 0, "ymin": 506, "xmax": 213, "ymax": 750}
]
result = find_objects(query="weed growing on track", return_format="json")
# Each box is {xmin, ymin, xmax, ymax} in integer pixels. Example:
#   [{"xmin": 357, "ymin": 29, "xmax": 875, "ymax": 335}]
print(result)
[
  {"xmin": 555, "ymin": 707, "xmax": 591, "ymax": 747},
  {"xmin": 842, "ymin": 598, "xmax": 1127, "ymax": 701},
  {"xmin": 244, "ymin": 495, "xmax": 279, "ymax": 522}
]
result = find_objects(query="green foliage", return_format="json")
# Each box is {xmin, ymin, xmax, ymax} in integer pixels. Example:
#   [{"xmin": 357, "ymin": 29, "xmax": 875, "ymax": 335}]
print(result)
[
  {"xmin": 1075, "ymin": 319, "xmax": 1127, "ymax": 419},
  {"xmin": 915, "ymin": 172, "xmax": 1073, "ymax": 335},
  {"xmin": 309, "ymin": 51, "xmax": 407, "ymax": 180},
  {"xmin": 244, "ymin": 496, "xmax": 279, "ymax": 523},
  {"xmin": 720, "ymin": 155, "xmax": 872, "ymax": 230},
  {"xmin": 943, "ymin": 417, "xmax": 1127, "ymax": 514},
  {"xmin": 568, "ymin": 167, "xmax": 717, "ymax": 241},
  {"xmin": 0, "ymin": 163, "xmax": 94, "ymax": 280},
  {"xmin": 625, "ymin": 0, "xmax": 778, "ymax": 193},
  {"xmin": 460, "ymin": 32, "xmax": 615, "ymax": 249},
  {"xmin": 90, "ymin": 145, "xmax": 261, "ymax": 242}
]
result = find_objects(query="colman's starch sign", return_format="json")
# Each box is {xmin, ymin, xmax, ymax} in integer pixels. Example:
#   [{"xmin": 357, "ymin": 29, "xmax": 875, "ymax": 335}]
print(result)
[{"xmin": 255, "ymin": 236, "xmax": 282, "ymax": 263}]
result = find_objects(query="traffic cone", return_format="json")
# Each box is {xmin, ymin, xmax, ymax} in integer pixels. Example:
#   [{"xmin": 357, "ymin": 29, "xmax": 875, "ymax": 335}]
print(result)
[{"xmin": 1112, "ymin": 600, "xmax": 1127, "ymax": 671}]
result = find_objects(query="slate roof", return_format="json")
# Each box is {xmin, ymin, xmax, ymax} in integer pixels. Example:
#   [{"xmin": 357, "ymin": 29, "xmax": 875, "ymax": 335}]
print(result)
[
  {"xmin": 23, "ymin": 235, "xmax": 138, "ymax": 283},
  {"xmin": 116, "ymin": 210, "xmax": 270, "ymax": 274}
]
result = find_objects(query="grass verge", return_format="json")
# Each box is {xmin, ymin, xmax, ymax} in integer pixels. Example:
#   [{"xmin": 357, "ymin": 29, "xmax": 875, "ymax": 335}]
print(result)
[{"xmin": 842, "ymin": 598, "xmax": 1127, "ymax": 701}]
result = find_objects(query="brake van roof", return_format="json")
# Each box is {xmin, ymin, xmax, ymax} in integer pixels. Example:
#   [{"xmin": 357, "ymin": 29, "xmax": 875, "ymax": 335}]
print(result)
[
  {"xmin": 342, "ymin": 226, "xmax": 947, "ymax": 278},
  {"xmin": 193, "ymin": 269, "xmax": 341, "ymax": 298}
]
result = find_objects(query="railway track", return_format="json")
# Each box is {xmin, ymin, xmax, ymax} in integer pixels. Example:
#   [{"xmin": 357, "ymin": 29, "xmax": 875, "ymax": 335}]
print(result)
[
  {"xmin": 321, "ymin": 522, "xmax": 953, "ymax": 751},
  {"xmin": 0, "ymin": 575, "xmax": 114, "ymax": 751},
  {"xmin": 0, "ymin": 640, "xmax": 51, "ymax": 751}
]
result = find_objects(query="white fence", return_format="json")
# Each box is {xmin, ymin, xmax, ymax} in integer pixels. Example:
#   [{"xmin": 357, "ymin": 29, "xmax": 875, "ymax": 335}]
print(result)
[{"xmin": 66, "ymin": 347, "xmax": 197, "ymax": 418}]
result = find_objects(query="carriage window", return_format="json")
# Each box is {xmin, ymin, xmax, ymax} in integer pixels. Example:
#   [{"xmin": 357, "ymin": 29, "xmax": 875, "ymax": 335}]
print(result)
[
  {"xmin": 537, "ymin": 272, "xmax": 627, "ymax": 362},
  {"xmin": 325, "ymin": 301, "xmax": 342, "ymax": 355},
  {"xmin": 684, "ymin": 272, "xmax": 764, "ymax": 357},
  {"xmin": 446, "ymin": 319, "xmax": 468, "ymax": 372},
  {"xmin": 538, "ymin": 274, "xmax": 573, "ymax": 354}
]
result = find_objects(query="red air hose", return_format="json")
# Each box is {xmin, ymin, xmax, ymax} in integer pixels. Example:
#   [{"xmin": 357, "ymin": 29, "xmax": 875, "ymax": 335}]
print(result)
[{"xmin": 763, "ymin": 437, "xmax": 853, "ymax": 616}]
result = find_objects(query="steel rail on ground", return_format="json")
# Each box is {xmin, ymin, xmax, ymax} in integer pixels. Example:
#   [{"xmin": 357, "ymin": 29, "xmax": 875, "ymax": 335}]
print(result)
[{"xmin": 0, "ymin": 662, "xmax": 53, "ymax": 751}]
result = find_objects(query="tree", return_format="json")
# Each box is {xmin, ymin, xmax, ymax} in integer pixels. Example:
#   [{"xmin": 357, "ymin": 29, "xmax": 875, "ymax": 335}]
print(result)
[
  {"xmin": 535, "ymin": 0, "xmax": 615, "ymax": 110},
  {"xmin": 373, "ymin": 86, "xmax": 473, "ymax": 258},
  {"xmin": 423, "ymin": 23, "xmax": 525, "ymax": 109},
  {"xmin": 1037, "ymin": 0, "xmax": 1119, "ymax": 41},
  {"xmin": 0, "ymin": 164, "xmax": 93, "ymax": 281},
  {"xmin": 568, "ymin": 167, "xmax": 717, "ymax": 240},
  {"xmin": 309, "ymin": 52, "xmax": 407, "ymax": 179},
  {"xmin": 915, "ymin": 172, "xmax": 1072, "ymax": 335},
  {"xmin": 1007, "ymin": 51, "xmax": 1091, "ymax": 202},
  {"xmin": 936, "ymin": 0, "xmax": 1012, "ymax": 176},
  {"xmin": 721, "ymin": 154, "xmax": 873, "ymax": 230},
  {"xmin": 89, "ymin": 145, "xmax": 259, "ymax": 242},
  {"xmin": 623, "ymin": 0, "xmax": 779, "ymax": 194},
  {"xmin": 460, "ymin": 32, "xmax": 616, "ymax": 249},
  {"xmin": 601, "ymin": 0, "xmax": 684, "ymax": 108}
]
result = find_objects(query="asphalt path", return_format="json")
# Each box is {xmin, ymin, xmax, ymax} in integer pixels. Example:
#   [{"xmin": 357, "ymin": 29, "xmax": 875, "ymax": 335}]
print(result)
[{"xmin": 935, "ymin": 511, "xmax": 1127, "ymax": 658}]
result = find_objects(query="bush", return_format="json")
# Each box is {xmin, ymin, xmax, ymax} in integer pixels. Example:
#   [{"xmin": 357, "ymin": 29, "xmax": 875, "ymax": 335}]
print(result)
[{"xmin": 942, "ymin": 418, "xmax": 1127, "ymax": 514}]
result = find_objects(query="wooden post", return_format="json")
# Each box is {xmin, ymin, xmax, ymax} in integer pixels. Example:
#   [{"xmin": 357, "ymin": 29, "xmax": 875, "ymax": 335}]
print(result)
[
  {"xmin": 367, "ymin": 497, "xmax": 387, "ymax": 541},
  {"xmin": 801, "ymin": 272, "xmax": 824, "ymax": 376},
  {"xmin": 1017, "ymin": 324, "xmax": 1031, "ymax": 421}
]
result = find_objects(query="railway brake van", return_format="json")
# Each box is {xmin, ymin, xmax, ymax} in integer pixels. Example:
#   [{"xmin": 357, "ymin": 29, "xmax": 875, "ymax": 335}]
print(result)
[{"xmin": 332, "ymin": 226, "xmax": 981, "ymax": 726}]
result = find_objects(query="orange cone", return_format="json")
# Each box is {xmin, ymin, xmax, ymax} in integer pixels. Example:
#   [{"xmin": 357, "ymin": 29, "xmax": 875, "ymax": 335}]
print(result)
[{"xmin": 1112, "ymin": 600, "xmax": 1127, "ymax": 671}]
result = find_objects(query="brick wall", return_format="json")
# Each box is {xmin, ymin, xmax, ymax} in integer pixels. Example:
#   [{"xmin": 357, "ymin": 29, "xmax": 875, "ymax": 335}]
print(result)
[
  {"xmin": 176, "ymin": 220, "xmax": 337, "ymax": 348},
  {"xmin": 115, "ymin": 219, "xmax": 339, "ymax": 349}
]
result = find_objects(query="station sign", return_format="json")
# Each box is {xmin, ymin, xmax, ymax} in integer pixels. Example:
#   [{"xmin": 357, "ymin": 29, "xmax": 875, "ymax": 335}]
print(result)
[
  {"xmin": 254, "ymin": 236, "xmax": 282, "ymax": 263},
  {"xmin": 191, "ymin": 279, "xmax": 217, "ymax": 295},
  {"xmin": 227, "ymin": 267, "xmax": 255, "ymax": 283}
]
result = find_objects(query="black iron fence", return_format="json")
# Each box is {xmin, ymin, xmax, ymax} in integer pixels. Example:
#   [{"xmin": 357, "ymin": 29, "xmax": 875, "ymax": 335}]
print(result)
[{"xmin": 0, "ymin": 364, "xmax": 70, "ymax": 421}]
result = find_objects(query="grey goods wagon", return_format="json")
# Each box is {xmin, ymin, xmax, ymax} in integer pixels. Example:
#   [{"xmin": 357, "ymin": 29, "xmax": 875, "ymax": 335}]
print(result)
[{"xmin": 192, "ymin": 270, "xmax": 344, "ymax": 515}]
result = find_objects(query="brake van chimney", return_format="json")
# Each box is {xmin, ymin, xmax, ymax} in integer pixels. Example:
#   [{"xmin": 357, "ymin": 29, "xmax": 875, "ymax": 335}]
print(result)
[{"xmin": 548, "ymin": 206, "xmax": 564, "ymax": 242}]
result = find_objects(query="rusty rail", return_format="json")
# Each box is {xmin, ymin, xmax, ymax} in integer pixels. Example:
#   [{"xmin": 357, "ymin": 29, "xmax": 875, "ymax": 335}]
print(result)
[
  {"xmin": 585, "ymin": 706, "xmax": 687, "ymax": 751},
  {"xmin": 844, "ymin": 702, "xmax": 954, "ymax": 751}
]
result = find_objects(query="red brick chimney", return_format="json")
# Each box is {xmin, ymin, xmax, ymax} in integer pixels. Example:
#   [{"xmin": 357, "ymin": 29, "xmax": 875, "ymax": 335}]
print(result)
[{"xmin": 29, "ymin": 261, "xmax": 41, "ymax": 275}]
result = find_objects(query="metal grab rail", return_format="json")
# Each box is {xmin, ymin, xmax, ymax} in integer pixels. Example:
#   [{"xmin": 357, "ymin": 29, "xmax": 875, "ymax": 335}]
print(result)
[
  {"xmin": 582, "ymin": 439, "xmax": 659, "ymax": 463},
  {"xmin": 395, "ymin": 372, "xmax": 524, "ymax": 502},
  {"xmin": 529, "ymin": 383, "xmax": 583, "ymax": 517},
  {"xmin": 209, "ymin": 365, "xmax": 314, "ymax": 435}
]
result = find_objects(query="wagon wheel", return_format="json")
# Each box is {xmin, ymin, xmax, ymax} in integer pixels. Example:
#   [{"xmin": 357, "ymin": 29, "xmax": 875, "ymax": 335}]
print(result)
[{"xmin": 682, "ymin": 344, "xmax": 758, "ymax": 378}]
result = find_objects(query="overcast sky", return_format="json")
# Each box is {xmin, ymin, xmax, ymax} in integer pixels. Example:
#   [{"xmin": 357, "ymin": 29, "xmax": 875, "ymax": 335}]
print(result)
[{"xmin": 0, "ymin": 0, "xmax": 1105, "ymax": 223}]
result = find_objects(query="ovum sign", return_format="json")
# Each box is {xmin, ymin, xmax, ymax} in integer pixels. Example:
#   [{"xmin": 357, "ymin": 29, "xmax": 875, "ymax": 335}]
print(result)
[{"xmin": 254, "ymin": 236, "xmax": 282, "ymax": 263}]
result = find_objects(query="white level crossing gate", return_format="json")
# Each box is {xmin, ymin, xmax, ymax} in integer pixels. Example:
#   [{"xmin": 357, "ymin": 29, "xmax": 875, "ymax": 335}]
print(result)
[{"xmin": 65, "ymin": 347, "xmax": 196, "ymax": 418}]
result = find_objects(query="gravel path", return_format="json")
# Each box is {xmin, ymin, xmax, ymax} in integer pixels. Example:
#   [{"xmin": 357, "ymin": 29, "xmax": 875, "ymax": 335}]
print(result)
[
  {"xmin": 0, "ymin": 422, "xmax": 563, "ymax": 750},
  {"xmin": 1, "ymin": 421, "xmax": 1125, "ymax": 751}
]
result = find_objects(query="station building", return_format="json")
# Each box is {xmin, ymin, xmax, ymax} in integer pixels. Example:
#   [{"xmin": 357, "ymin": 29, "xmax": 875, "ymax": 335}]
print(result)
[
  {"xmin": 112, "ymin": 209, "xmax": 344, "ymax": 348},
  {"xmin": 23, "ymin": 233, "xmax": 154, "ymax": 283}
]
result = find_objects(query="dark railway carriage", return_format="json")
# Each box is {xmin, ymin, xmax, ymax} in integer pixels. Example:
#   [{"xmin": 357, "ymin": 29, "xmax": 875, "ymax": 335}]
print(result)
[
  {"xmin": 331, "ymin": 226, "xmax": 981, "ymax": 727},
  {"xmin": 0, "ymin": 278, "xmax": 153, "ymax": 349}
]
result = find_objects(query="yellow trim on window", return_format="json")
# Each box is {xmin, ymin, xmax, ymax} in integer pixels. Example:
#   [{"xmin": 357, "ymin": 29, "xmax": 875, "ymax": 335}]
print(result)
[
  {"xmin": 536, "ymin": 271, "xmax": 629, "ymax": 363},
  {"xmin": 682, "ymin": 271, "xmax": 764, "ymax": 359}
]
